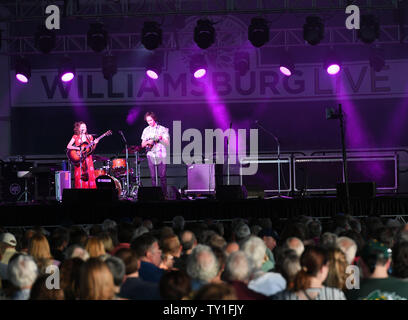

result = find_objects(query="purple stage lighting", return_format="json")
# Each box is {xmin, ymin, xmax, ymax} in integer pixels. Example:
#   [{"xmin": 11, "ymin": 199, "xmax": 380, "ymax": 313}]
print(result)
[
  {"xmin": 327, "ymin": 64, "xmax": 340, "ymax": 75},
  {"xmin": 190, "ymin": 54, "xmax": 207, "ymax": 79},
  {"xmin": 279, "ymin": 66, "xmax": 292, "ymax": 76},
  {"xmin": 324, "ymin": 51, "xmax": 341, "ymax": 76},
  {"xmin": 15, "ymin": 57, "xmax": 31, "ymax": 84},
  {"xmin": 58, "ymin": 57, "xmax": 75, "ymax": 82},
  {"xmin": 146, "ymin": 69, "xmax": 159, "ymax": 79},
  {"xmin": 279, "ymin": 53, "xmax": 295, "ymax": 77},
  {"xmin": 194, "ymin": 68, "xmax": 206, "ymax": 78}
]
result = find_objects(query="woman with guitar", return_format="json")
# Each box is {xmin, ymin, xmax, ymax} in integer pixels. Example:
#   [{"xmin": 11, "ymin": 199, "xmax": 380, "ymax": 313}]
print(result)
[{"xmin": 66, "ymin": 121, "xmax": 99, "ymax": 189}]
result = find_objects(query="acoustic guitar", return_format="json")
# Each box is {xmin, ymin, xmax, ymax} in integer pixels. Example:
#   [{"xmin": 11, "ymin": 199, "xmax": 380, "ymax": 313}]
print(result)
[{"xmin": 67, "ymin": 130, "xmax": 112, "ymax": 166}]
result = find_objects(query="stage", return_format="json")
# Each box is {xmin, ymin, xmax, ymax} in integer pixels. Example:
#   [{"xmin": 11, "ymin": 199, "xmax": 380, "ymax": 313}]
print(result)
[{"xmin": 1, "ymin": 195, "xmax": 408, "ymax": 227}]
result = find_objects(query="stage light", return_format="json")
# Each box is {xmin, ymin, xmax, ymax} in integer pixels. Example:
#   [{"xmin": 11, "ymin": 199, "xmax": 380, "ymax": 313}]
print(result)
[
  {"xmin": 248, "ymin": 17, "xmax": 269, "ymax": 48},
  {"xmin": 87, "ymin": 23, "xmax": 108, "ymax": 53},
  {"xmin": 142, "ymin": 21, "xmax": 162, "ymax": 50},
  {"xmin": 145, "ymin": 53, "xmax": 163, "ymax": 80},
  {"xmin": 194, "ymin": 19, "xmax": 215, "ymax": 49},
  {"xmin": 369, "ymin": 47, "xmax": 385, "ymax": 72},
  {"xmin": 35, "ymin": 25, "xmax": 56, "ymax": 54},
  {"xmin": 59, "ymin": 57, "xmax": 75, "ymax": 82},
  {"xmin": 102, "ymin": 55, "xmax": 117, "ymax": 80},
  {"xmin": 234, "ymin": 51, "xmax": 250, "ymax": 76},
  {"xmin": 324, "ymin": 51, "xmax": 341, "ymax": 75},
  {"xmin": 279, "ymin": 54, "xmax": 295, "ymax": 77},
  {"xmin": 190, "ymin": 54, "xmax": 207, "ymax": 79},
  {"xmin": 15, "ymin": 57, "xmax": 31, "ymax": 83},
  {"xmin": 303, "ymin": 16, "xmax": 324, "ymax": 46},
  {"xmin": 358, "ymin": 15, "xmax": 380, "ymax": 44}
]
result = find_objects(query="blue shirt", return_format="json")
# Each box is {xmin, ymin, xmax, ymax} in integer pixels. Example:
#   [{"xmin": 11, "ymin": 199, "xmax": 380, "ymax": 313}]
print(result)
[{"xmin": 139, "ymin": 261, "xmax": 165, "ymax": 283}]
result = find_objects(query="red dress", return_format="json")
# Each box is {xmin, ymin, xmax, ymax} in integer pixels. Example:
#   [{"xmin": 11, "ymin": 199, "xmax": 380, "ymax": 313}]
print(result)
[{"xmin": 72, "ymin": 134, "xmax": 97, "ymax": 189}]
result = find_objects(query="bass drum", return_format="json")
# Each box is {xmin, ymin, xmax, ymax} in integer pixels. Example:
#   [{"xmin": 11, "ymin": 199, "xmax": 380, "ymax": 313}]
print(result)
[{"xmin": 95, "ymin": 175, "xmax": 122, "ymax": 198}]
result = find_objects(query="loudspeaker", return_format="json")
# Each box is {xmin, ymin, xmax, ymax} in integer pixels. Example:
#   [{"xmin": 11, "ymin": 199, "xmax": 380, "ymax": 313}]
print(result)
[
  {"xmin": 216, "ymin": 185, "xmax": 247, "ymax": 200},
  {"xmin": 55, "ymin": 171, "xmax": 71, "ymax": 202},
  {"xmin": 138, "ymin": 187, "xmax": 164, "ymax": 201},
  {"xmin": 187, "ymin": 164, "xmax": 215, "ymax": 191},
  {"xmin": 62, "ymin": 189, "xmax": 118, "ymax": 205},
  {"xmin": 336, "ymin": 182, "xmax": 376, "ymax": 199}
]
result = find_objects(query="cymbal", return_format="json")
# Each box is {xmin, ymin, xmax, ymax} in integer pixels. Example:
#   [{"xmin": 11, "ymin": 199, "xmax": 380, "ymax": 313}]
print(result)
[
  {"xmin": 122, "ymin": 145, "xmax": 144, "ymax": 153},
  {"xmin": 93, "ymin": 155, "xmax": 109, "ymax": 162}
]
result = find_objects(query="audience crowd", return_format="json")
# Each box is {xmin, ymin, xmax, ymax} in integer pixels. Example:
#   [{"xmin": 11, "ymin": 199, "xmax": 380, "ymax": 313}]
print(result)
[{"xmin": 1, "ymin": 214, "xmax": 408, "ymax": 300}]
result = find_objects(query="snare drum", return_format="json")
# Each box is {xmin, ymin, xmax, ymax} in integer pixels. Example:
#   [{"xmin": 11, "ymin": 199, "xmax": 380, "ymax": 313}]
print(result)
[
  {"xmin": 94, "ymin": 168, "xmax": 106, "ymax": 178},
  {"xmin": 95, "ymin": 175, "xmax": 122, "ymax": 198},
  {"xmin": 111, "ymin": 158, "xmax": 126, "ymax": 175}
]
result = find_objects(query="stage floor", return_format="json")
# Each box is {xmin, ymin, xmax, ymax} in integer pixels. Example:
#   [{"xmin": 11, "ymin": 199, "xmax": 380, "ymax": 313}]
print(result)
[{"xmin": 1, "ymin": 195, "xmax": 408, "ymax": 227}]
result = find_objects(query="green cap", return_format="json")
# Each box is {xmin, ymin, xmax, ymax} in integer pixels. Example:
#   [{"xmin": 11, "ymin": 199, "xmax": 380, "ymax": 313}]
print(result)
[{"xmin": 361, "ymin": 239, "xmax": 392, "ymax": 261}]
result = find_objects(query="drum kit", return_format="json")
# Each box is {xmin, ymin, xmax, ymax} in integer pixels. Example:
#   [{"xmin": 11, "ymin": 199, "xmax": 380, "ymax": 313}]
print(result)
[{"xmin": 93, "ymin": 145, "xmax": 144, "ymax": 200}]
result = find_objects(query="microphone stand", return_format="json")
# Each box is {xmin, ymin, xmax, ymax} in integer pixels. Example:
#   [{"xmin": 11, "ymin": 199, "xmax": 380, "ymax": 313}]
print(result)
[
  {"xmin": 255, "ymin": 121, "xmax": 291, "ymax": 199},
  {"xmin": 119, "ymin": 131, "xmax": 130, "ymax": 198},
  {"xmin": 227, "ymin": 122, "xmax": 232, "ymax": 186}
]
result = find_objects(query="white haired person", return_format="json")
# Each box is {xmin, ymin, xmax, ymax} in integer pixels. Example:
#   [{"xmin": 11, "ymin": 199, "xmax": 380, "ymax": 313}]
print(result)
[
  {"xmin": 186, "ymin": 245, "xmax": 219, "ymax": 291},
  {"xmin": 7, "ymin": 254, "xmax": 39, "ymax": 300},
  {"xmin": 241, "ymin": 236, "xmax": 286, "ymax": 296}
]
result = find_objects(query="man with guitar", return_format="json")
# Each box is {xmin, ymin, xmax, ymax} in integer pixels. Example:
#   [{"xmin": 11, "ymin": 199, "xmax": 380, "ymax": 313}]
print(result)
[
  {"xmin": 141, "ymin": 112, "xmax": 170, "ymax": 198},
  {"xmin": 66, "ymin": 121, "xmax": 111, "ymax": 189}
]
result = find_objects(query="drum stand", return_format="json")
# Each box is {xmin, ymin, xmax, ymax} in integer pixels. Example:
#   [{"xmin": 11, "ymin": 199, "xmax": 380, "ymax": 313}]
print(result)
[{"xmin": 131, "ymin": 151, "xmax": 143, "ymax": 199}]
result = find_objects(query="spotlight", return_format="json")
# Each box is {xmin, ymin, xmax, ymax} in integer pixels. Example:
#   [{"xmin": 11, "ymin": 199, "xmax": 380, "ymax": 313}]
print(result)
[
  {"xmin": 248, "ymin": 17, "xmax": 269, "ymax": 48},
  {"xmin": 35, "ymin": 25, "xmax": 56, "ymax": 54},
  {"xmin": 194, "ymin": 19, "xmax": 215, "ymax": 49},
  {"xmin": 102, "ymin": 55, "xmax": 117, "ymax": 80},
  {"xmin": 358, "ymin": 15, "xmax": 380, "ymax": 44},
  {"xmin": 142, "ymin": 21, "xmax": 162, "ymax": 50},
  {"xmin": 279, "ymin": 53, "xmax": 295, "ymax": 77},
  {"xmin": 303, "ymin": 16, "xmax": 324, "ymax": 46},
  {"xmin": 87, "ymin": 23, "xmax": 108, "ymax": 53},
  {"xmin": 190, "ymin": 54, "xmax": 207, "ymax": 79},
  {"xmin": 145, "ymin": 53, "xmax": 163, "ymax": 80},
  {"xmin": 234, "ymin": 51, "xmax": 250, "ymax": 76},
  {"xmin": 369, "ymin": 47, "xmax": 385, "ymax": 72},
  {"xmin": 324, "ymin": 51, "xmax": 341, "ymax": 75},
  {"xmin": 15, "ymin": 57, "xmax": 31, "ymax": 83},
  {"xmin": 59, "ymin": 57, "xmax": 75, "ymax": 82}
]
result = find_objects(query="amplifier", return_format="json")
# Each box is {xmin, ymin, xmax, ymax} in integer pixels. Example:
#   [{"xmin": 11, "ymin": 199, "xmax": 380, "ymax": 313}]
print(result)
[
  {"xmin": 55, "ymin": 171, "xmax": 71, "ymax": 202},
  {"xmin": 186, "ymin": 164, "xmax": 215, "ymax": 192}
]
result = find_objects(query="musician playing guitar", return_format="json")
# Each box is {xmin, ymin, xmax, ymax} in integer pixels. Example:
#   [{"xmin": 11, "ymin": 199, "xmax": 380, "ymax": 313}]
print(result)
[
  {"xmin": 141, "ymin": 112, "xmax": 170, "ymax": 197},
  {"xmin": 66, "ymin": 121, "xmax": 99, "ymax": 189}
]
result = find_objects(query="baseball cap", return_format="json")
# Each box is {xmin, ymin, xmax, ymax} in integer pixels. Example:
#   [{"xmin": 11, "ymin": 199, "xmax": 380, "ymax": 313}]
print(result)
[{"xmin": 0, "ymin": 233, "xmax": 17, "ymax": 247}]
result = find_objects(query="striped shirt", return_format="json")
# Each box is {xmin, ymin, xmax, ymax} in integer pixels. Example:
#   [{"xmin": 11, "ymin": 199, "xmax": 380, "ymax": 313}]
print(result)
[{"xmin": 271, "ymin": 286, "xmax": 347, "ymax": 300}]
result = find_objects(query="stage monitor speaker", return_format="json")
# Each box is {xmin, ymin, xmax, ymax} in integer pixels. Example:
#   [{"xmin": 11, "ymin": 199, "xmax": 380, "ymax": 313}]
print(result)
[
  {"xmin": 62, "ymin": 189, "xmax": 118, "ymax": 205},
  {"xmin": 138, "ymin": 187, "xmax": 164, "ymax": 202},
  {"xmin": 336, "ymin": 182, "xmax": 376, "ymax": 199},
  {"xmin": 187, "ymin": 164, "xmax": 215, "ymax": 191},
  {"xmin": 216, "ymin": 185, "xmax": 247, "ymax": 201}
]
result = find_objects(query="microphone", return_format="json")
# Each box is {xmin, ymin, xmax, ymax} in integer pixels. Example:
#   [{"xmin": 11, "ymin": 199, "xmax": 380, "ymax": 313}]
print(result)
[
  {"xmin": 229, "ymin": 121, "xmax": 232, "ymax": 129},
  {"xmin": 118, "ymin": 130, "xmax": 127, "ymax": 144}
]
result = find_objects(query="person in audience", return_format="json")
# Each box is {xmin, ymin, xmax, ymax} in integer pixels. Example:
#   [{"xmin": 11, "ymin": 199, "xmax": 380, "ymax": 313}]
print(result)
[
  {"xmin": 347, "ymin": 240, "xmax": 408, "ymax": 300},
  {"xmin": 7, "ymin": 253, "xmax": 38, "ymax": 300},
  {"xmin": 279, "ymin": 249, "xmax": 301, "ymax": 290},
  {"xmin": 258, "ymin": 228, "xmax": 277, "ymax": 271},
  {"xmin": 223, "ymin": 251, "xmax": 267, "ymax": 300},
  {"xmin": 224, "ymin": 242, "xmax": 240, "ymax": 257},
  {"xmin": 320, "ymin": 232, "xmax": 338, "ymax": 249},
  {"xmin": 160, "ymin": 235, "xmax": 182, "ymax": 270},
  {"xmin": 324, "ymin": 247, "xmax": 348, "ymax": 291},
  {"xmin": 336, "ymin": 236, "xmax": 357, "ymax": 265},
  {"xmin": 28, "ymin": 233, "xmax": 60, "ymax": 274},
  {"xmin": 241, "ymin": 236, "xmax": 286, "ymax": 296},
  {"xmin": 50, "ymin": 228, "xmax": 70, "ymax": 263},
  {"xmin": 209, "ymin": 234, "xmax": 227, "ymax": 251},
  {"xmin": 392, "ymin": 241, "xmax": 408, "ymax": 280},
  {"xmin": 64, "ymin": 244, "xmax": 89, "ymax": 261},
  {"xmin": 0, "ymin": 233, "xmax": 18, "ymax": 265},
  {"xmin": 172, "ymin": 216, "xmax": 185, "ymax": 235},
  {"xmin": 284, "ymin": 237, "xmax": 304, "ymax": 257},
  {"xmin": 85, "ymin": 237, "xmax": 107, "ymax": 258},
  {"xmin": 116, "ymin": 248, "xmax": 161, "ymax": 300},
  {"xmin": 98, "ymin": 232, "xmax": 115, "ymax": 254},
  {"xmin": 29, "ymin": 274, "xmax": 65, "ymax": 300},
  {"xmin": 131, "ymin": 234, "xmax": 164, "ymax": 283},
  {"xmin": 211, "ymin": 247, "xmax": 226, "ymax": 284},
  {"xmin": 103, "ymin": 255, "xmax": 126, "ymax": 298},
  {"xmin": 272, "ymin": 246, "xmax": 346, "ymax": 300},
  {"xmin": 306, "ymin": 220, "xmax": 322, "ymax": 246},
  {"xmin": 79, "ymin": 258, "xmax": 115, "ymax": 300},
  {"xmin": 111, "ymin": 222, "xmax": 134, "ymax": 255},
  {"xmin": 174, "ymin": 230, "xmax": 197, "ymax": 271},
  {"xmin": 69, "ymin": 227, "xmax": 88, "ymax": 248},
  {"xmin": 186, "ymin": 244, "xmax": 219, "ymax": 291},
  {"xmin": 159, "ymin": 270, "xmax": 191, "ymax": 300},
  {"xmin": 193, "ymin": 283, "xmax": 237, "ymax": 300},
  {"xmin": 60, "ymin": 258, "xmax": 84, "ymax": 300}
]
